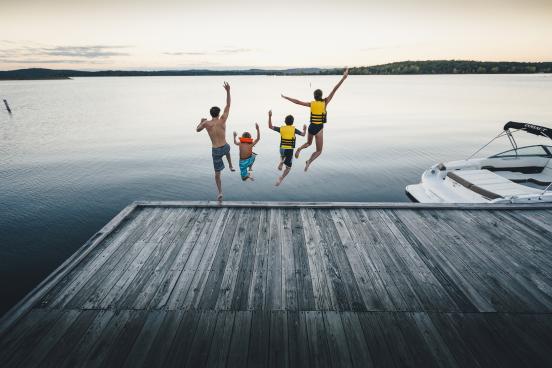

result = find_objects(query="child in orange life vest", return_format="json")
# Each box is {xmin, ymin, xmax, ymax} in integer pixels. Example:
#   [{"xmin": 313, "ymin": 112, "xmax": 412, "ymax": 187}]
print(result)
[
  {"xmin": 267, "ymin": 110, "xmax": 306, "ymax": 186},
  {"xmin": 233, "ymin": 123, "xmax": 260, "ymax": 181}
]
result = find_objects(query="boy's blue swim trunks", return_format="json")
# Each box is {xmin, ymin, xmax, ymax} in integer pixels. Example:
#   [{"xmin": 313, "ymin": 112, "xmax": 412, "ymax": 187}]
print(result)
[
  {"xmin": 239, "ymin": 154, "xmax": 256, "ymax": 179},
  {"xmin": 211, "ymin": 143, "xmax": 230, "ymax": 172}
]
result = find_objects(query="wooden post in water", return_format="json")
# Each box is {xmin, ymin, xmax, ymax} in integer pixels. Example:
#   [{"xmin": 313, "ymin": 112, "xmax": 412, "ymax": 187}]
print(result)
[{"xmin": 3, "ymin": 99, "xmax": 12, "ymax": 114}]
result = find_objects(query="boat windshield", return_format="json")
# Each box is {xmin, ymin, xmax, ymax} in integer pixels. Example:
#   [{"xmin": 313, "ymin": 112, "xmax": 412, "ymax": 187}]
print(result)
[{"xmin": 492, "ymin": 145, "xmax": 552, "ymax": 158}]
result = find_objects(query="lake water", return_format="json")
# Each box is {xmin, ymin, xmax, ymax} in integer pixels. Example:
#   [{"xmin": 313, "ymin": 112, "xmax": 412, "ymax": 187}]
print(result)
[{"xmin": 1, "ymin": 74, "xmax": 551, "ymax": 315}]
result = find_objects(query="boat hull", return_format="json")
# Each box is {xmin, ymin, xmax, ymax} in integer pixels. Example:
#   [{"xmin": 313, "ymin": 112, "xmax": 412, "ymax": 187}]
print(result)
[{"xmin": 407, "ymin": 159, "xmax": 552, "ymax": 204}]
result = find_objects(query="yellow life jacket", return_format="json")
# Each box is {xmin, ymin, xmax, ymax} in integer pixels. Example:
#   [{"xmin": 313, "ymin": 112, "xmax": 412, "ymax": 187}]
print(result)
[
  {"xmin": 280, "ymin": 125, "xmax": 296, "ymax": 149},
  {"xmin": 310, "ymin": 100, "xmax": 327, "ymax": 124}
]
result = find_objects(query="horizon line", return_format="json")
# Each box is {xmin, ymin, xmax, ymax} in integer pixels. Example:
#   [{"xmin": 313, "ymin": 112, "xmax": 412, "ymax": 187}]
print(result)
[{"xmin": 3, "ymin": 59, "xmax": 552, "ymax": 73}]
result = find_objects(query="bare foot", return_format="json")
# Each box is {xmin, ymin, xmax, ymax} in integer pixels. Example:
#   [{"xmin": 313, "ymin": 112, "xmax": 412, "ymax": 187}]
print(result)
[
  {"xmin": 229, "ymin": 167, "xmax": 236, "ymax": 172},
  {"xmin": 217, "ymin": 192, "xmax": 223, "ymax": 201},
  {"xmin": 275, "ymin": 176, "xmax": 284, "ymax": 186},
  {"xmin": 295, "ymin": 150, "xmax": 301, "ymax": 159},
  {"xmin": 277, "ymin": 162, "xmax": 283, "ymax": 171},
  {"xmin": 304, "ymin": 160, "xmax": 311, "ymax": 172}
]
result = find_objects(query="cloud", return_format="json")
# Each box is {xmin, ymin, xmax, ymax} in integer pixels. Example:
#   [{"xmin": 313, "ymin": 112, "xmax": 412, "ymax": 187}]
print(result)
[
  {"xmin": 43, "ymin": 45, "xmax": 130, "ymax": 58},
  {"xmin": 217, "ymin": 48, "xmax": 253, "ymax": 54},
  {"xmin": 164, "ymin": 51, "xmax": 207, "ymax": 56},
  {"xmin": 163, "ymin": 48, "xmax": 255, "ymax": 56},
  {"xmin": 0, "ymin": 58, "xmax": 101, "ymax": 64},
  {"xmin": 0, "ymin": 44, "xmax": 130, "ymax": 65}
]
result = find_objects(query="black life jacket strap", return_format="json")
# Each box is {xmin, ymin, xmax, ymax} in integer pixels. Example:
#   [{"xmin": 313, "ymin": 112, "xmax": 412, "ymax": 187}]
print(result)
[{"xmin": 310, "ymin": 112, "xmax": 327, "ymax": 123}]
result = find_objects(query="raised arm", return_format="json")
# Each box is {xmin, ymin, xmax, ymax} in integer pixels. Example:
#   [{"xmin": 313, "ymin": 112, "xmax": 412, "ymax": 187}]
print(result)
[
  {"xmin": 325, "ymin": 67, "xmax": 349, "ymax": 105},
  {"xmin": 253, "ymin": 123, "xmax": 261, "ymax": 145},
  {"xmin": 221, "ymin": 82, "xmax": 231, "ymax": 121},
  {"xmin": 268, "ymin": 110, "xmax": 274, "ymax": 130},
  {"xmin": 196, "ymin": 118, "xmax": 207, "ymax": 132},
  {"xmin": 281, "ymin": 94, "xmax": 310, "ymax": 107},
  {"xmin": 232, "ymin": 131, "xmax": 240, "ymax": 145}
]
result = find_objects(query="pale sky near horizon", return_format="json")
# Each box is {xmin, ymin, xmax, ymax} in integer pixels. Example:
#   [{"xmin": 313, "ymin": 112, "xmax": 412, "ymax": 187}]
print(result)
[{"xmin": 1, "ymin": 0, "xmax": 552, "ymax": 70}]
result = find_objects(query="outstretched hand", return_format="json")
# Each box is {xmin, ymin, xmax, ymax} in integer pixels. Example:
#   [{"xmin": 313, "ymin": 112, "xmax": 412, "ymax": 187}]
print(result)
[
  {"xmin": 255, "ymin": 123, "xmax": 259, "ymax": 130},
  {"xmin": 223, "ymin": 82, "xmax": 230, "ymax": 91},
  {"xmin": 268, "ymin": 110, "xmax": 272, "ymax": 117},
  {"xmin": 233, "ymin": 131, "xmax": 237, "ymax": 136}
]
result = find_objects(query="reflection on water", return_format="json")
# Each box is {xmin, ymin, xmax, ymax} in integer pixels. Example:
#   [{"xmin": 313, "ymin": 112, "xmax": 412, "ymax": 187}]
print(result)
[{"xmin": 1, "ymin": 74, "xmax": 551, "ymax": 314}]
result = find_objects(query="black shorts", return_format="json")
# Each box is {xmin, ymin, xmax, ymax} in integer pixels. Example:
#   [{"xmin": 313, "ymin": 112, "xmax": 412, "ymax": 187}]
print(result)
[
  {"xmin": 280, "ymin": 148, "xmax": 294, "ymax": 167},
  {"xmin": 308, "ymin": 123, "xmax": 324, "ymax": 136}
]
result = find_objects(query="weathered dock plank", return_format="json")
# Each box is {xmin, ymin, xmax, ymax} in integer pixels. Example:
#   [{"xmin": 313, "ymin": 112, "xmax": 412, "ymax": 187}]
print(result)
[
  {"xmin": 247, "ymin": 209, "xmax": 271, "ymax": 310},
  {"xmin": 1, "ymin": 201, "xmax": 552, "ymax": 367}
]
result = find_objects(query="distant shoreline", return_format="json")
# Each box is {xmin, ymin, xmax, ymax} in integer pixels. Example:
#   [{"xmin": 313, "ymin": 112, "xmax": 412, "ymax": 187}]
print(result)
[
  {"xmin": 1, "ymin": 60, "xmax": 551, "ymax": 80},
  {"xmin": 0, "ymin": 77, "xmax": 72, "ymax": 80}
]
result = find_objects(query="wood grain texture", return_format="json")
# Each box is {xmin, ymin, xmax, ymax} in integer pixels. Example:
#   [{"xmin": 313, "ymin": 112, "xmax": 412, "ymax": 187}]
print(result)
[{"xmin": 1, "ymin": 203, "xmax": 552, "ymax": 367}]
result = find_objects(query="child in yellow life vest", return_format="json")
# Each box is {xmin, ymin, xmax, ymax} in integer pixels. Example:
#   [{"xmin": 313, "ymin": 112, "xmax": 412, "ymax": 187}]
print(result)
[
  {"xmin": 267, "ymin": 110, "xmax": 306, "ymax": 186},
  {"xmin": 233, "ymin": 123, "xmax": 260, "ymax": 181},
  {"xmin": 281, "ymin": 67, "xmax": 349, "ymax": 172}
]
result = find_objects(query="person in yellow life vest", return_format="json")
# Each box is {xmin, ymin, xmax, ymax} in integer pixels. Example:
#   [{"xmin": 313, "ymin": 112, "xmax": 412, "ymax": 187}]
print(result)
[
  {"xmin": 281, "ymin": 67, "xmax": 349, "ymax": 172},
  {"xmin": 233, "ymin": 123, "xmax": 260, "ymax": 181},
  {"xmin": 268, "ymin": 110, "xmax": 306, "ymax": 186}
]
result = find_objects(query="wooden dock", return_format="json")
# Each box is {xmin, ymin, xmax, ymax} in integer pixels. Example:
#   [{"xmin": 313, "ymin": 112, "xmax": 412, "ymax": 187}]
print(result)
[{"xmin": 1, "ymin": 201, "xmax": 552, "ymax": 367}]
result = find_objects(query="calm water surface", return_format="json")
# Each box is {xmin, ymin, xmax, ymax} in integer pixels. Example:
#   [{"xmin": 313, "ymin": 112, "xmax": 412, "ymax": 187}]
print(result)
[{"xmin": 1, "ymin": 74, "xmax": 551, "ymax": 314}]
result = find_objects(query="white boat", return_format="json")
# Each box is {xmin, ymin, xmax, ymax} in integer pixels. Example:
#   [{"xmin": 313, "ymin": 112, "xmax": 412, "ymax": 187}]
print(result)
[{"xmin": 406, "ymin": 121, "xmax": 552, "ymax": 204}]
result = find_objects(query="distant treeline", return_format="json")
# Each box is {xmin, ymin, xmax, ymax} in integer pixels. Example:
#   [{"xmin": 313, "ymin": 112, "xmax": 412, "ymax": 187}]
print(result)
[
  {"xmin": 0, "ymin": 68, "xmax": 313, "ymax": 80},
  {"xmin": 1, "ymin": 61, "xmax": 552, "ymax": 80},
  {"xmin": 326, "ymin": 60, "xmax": 552, "ymax": 75}
]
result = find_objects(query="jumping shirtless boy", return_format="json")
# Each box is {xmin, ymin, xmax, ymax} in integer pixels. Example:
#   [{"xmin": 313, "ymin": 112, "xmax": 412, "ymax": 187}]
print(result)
[{"xmin": 196, "ymin": 82, "xmax": 235, "ymax": 201}]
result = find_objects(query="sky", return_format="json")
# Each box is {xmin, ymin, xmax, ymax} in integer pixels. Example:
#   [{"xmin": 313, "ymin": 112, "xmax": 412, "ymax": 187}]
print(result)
[{"xmin": 1, "ymin": 0, "xmax": 552, "ymax": 70}]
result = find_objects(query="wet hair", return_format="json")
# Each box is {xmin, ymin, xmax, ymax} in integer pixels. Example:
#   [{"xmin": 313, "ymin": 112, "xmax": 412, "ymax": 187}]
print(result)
[
  {"xmin": 285, "ymin": 115, "xmax": 294, "ymax": 125},
  {"xmin": 210, "ymin": 106, "xmax": 221, "ymax": 117},
  {"xmin": 242, "ymin": 132, "xmax": 251, "ymax": 138},
  {"xmin": 313, "ymin": 89, "xmax": 323, "ymax": 101}
]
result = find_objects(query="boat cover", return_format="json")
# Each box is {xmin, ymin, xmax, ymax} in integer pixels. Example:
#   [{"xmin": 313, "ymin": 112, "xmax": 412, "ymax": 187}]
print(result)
[{"xmin": 447, "ymin": 169, "xmax": 543, "ymax": 199}]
